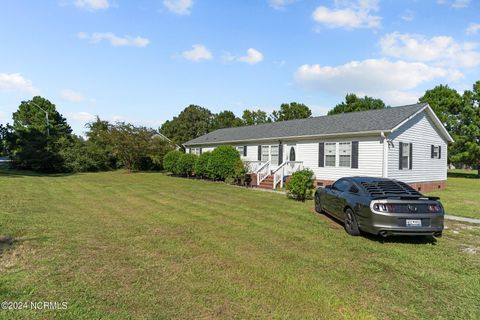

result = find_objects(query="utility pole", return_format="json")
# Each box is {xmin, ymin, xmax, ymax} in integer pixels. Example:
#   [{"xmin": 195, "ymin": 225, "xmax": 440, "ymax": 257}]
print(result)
[{"xmin": 29, "ymin": 101, "xmax": 49, "ymax": 137}]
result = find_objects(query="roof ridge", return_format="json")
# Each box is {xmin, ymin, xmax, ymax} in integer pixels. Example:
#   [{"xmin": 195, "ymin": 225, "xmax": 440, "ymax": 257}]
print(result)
[
  {"xmin": 185, "ymin": 103, "xmax": 428, "ymax": 146},
  {"xmin": 208, "ymin": 103, "xmax": 426, "ymax": 133}
]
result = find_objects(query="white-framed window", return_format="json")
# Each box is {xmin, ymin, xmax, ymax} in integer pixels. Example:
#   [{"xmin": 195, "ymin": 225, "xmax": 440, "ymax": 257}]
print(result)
[
  {"xmin": 191, "ymin": 148, "xmax": 201, "ymax": 155},
  {"xmin": 236, "ymin": 146, "xmax": 245, "ymax": 156},
  {"xmin": 261, "ymin": 145, "xmax": 270, "ymax": 162},
  {"xmin": 325, "ymin": 142, "xmax": 336, "ymax": 167},
  {"xmin": 270, "ymin": 145, "xmax": 279, "ymax": 165},
  {"xmin": 339, "ymin": 142, "xmax": 351, "ymax": 167},
  {"xmin": 432, "ymin": 145, "xmax": 440, "ymax": 159},
  {"xmin": 401, "ymin": 143, "xmax": 410, "ymax": 169}
]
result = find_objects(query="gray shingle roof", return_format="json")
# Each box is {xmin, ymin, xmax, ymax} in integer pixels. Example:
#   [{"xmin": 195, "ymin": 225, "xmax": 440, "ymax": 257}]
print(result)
[{"xmin": 184, "ymin": 103, "xmax": 427, "ymax": 146}]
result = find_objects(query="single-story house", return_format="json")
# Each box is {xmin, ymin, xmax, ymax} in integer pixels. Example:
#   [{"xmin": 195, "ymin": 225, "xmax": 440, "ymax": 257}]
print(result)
[{"xmin": 184, "ymin": 103, "xmax": 453, "ymax": 192}]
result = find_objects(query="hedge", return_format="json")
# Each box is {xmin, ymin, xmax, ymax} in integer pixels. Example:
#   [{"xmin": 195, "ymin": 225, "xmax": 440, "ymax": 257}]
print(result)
[
  {"xmin": 175, "ymin": 153, "xmax": 197, "ymax": 176},
  {"xmin": 194, "ymin": 151, "xmax": 211, "ymax": 178},
  {"xmin": 163, "ymin": 150, "xmax": 183, "ymax": 173},
  {"xmin": 207, "ymin": 145, "xmax": 241, "ymax": 180}
]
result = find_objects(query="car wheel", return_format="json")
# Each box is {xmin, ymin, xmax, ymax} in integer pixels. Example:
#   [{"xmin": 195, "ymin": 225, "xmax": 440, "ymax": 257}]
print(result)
[
  {"xmin": 314, "ymin": 193, "xmax": 323, "ymax": 213},
  {"xmin": 344, "ymin": 208, "xmax": 361, "ymax": 236}
]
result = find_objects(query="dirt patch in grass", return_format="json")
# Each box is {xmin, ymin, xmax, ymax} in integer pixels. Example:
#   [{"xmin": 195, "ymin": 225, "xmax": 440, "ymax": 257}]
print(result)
[{"xmin": 310, "ymin": 208, "xmax": 343, "ymax": 230}]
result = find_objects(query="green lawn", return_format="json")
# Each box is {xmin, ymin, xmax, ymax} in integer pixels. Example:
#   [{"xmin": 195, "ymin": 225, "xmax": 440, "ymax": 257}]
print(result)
[
  {"xmin": 427, "ymin": 169, "xmax": 480, "ymax": 219},
  {"xmin": 0, "ymin": 170, "xmax": 479, "ymax": 319}
]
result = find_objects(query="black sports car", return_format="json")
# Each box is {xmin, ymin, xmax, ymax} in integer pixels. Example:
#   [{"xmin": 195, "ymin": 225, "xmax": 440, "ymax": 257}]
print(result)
[{"xmin": 314, "ymin": 177, "xmax": 444, "ymax": 237}]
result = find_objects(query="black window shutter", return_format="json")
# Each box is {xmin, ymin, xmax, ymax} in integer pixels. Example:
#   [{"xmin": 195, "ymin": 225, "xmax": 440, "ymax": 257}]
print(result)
[
  {"xmin": 409, "ymin": 143, "xmax": 413, "ymax": 170},
  {"xmin": 431, "ymin": 145, "xmax": 434, "ymax": 158},
  {"xmin": 188, "ymin": 148, "xmax": 191, "ymax": 154},
  {"xmin": 258, "ymin": 145, "xmax": 262, "ymax": 161},
  {"xmin": 243, "ymin": 146, "xmax": 247, "ymax": 157},
  {"xmin": 318, "ymin": 142, "xmax": 324, "ymax": 167},
  {"xmin": 278, "ymin": 144, "xmax": 283, "ymax": 165},
  {"xmin": 351, "ymin": 141, "xmax": 359, "ymax": 169},
  {"xmin": 199, "ymin": 148, "xmax": 202, "ymax": 155},
  {"xmin": 438, "ymin": 146, "xmax": 441, "ymax": 159},
  {"xmin": 399, "ymin": 142, "xmax": 403, "ymax": 170}
]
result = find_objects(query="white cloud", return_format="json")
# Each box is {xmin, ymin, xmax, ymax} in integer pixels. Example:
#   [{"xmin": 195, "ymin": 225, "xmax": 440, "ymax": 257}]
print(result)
[
  {"xmin": 67, "ymin": 111, "xmax": 96, "ymax": 122},
  {"xmin": 74, "ymin": 0, "xmax": 110, "ymax": 10},
  {"xmin": 238, "ymin": 48, "xmax": 264, "ymax": 64},
  {"xmin": 294, "ymin": 59, "xmax": 461, "ymax": 105},
  {"xmin": 380, "ymin": 32, "xmax": 480, "ymax": 68},
  {"xmin": 400, "ymin": 10, "xmax": 414, "ymax": 22},
  {"xmin": 61, "ymin": 89, "xmax": 86, "ymax": 102},
  {"xmin": 452, "ymin": 0, "xmax": 470, "ymax": 8},
  {"xmin": 0, "ymin": 73, "xmax": 40, "ymax": 95},
  {"xmin": 181, "ymin": 44, "xmax": 213, "ymax": 61},
  {"xmin": 312, "ymin": 0, "xmax": 381, "ymax": 30},
  {"xmin": 163, "ymin": 0, "xmax": 193, "ymax": 15},
  {"xmin": 78, "ymin": 32, "xmax": 150, "ymax": 47},
  {"xmin": 437, "ymin": 0, "xmax": 471, "ymax": 8},
  {"xmin": 269, "ymin": 0, "xmax": 297, "ymax": 10},
  {"xmin": 466, "ymin": 23, "xmax": 480, "ymax": 35}
]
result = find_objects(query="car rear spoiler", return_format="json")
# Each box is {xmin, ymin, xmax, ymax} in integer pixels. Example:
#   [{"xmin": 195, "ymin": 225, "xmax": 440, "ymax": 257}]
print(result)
[{"xmin": 371, "ymin": 195, "xmax": 440, "ymax": 201}]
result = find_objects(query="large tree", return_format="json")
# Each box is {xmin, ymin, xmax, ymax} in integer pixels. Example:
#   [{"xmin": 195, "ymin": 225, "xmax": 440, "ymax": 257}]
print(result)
[
  {"xmin": 0, "ymin": 124, "xmax": 12, "ymax": 156},
  {"xmin": 9, "ymin": 96, "xmax": 72, "ymax": 172},
  {"xmin": 242, "ymin": 109, "xmax": 271, "ymax": 126},
  {"xmin": 211, "ymin": 110, "xmax": 243, "ymax": 130},
  {"xmin": 107, "ymin": 122, "xmax": 172, "ymax": 172},
  {"xmin": 328, "ymin": 94, "xmax": 386, "ymax": 115},
  {"xmin": 450, "ymin": 82, "xmax": 480, "ymax": 176},
  {"xmin": 419, "ymin": 85, "xmax": 463, "ymax": 133},
  {"xmin": 270, "ymin": 102, "xmax": 312, "ymax": 122},
  {"xmin": 160, "ymin": 105, "xmax": 213, "ymax": 146}
]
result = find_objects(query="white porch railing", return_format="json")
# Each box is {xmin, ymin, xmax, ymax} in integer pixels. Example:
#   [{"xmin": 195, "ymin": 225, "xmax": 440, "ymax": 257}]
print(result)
[
  {"xmin": 244, "ymin": 160, "xmax": 267, "ymax": 173},
  {"xmin": 256, "ymin": 161, "xmax": 271, "ymax": 184},
  {"xmin": 272, "ymin": 161, "xmax": 304, "ymax": 189}
]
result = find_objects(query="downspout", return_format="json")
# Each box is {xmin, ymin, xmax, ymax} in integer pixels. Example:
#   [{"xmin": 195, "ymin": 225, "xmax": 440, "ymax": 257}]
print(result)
[{"xmin": 381, "ymin": 132, "xmax": 388, "ymax": 178}]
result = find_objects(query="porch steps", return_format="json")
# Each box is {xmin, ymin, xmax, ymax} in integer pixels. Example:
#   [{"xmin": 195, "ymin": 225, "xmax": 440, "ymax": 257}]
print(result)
[{"xmin": 257, "ymin": 175, "xmax": 274, "ymax": 189}]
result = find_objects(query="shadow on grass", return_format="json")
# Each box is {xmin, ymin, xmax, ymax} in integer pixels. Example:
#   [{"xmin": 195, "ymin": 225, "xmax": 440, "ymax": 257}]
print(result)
[
  {"xmin": 0, "ymin": 167, "xmax": 75, "ymax": 178},
  {"xmin": 315, "ymin": 211, "xmax": 438, "ymax": 245},
  {"xmin": 447, "ymin": 171, "xmax": 479, "ymax": 179}
]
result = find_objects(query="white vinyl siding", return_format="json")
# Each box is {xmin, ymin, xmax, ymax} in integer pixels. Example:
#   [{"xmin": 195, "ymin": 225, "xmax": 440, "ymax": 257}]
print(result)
[
  {"xmin": 388, "ymin": 111, "xmax": 448, "ymax": 183},
  {"xmin": 297, "ymin": 136, "xmax": 384, "ymax": 181},
  {"xmin": 339, "ymin": 142, "xmax": 351, "ymax": 167}
]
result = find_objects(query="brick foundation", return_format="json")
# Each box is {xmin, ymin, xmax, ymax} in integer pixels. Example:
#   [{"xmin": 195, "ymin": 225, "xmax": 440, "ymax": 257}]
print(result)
[
  {"xmin": 408, "ymin": 180, "xmax": 446, "ymax": 193},
  {"xmin": 314, "ymin": 178, "xmax": 447, "ymax": 192}
]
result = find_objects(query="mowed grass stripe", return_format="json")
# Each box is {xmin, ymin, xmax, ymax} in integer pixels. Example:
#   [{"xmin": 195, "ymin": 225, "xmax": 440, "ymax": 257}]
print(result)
[{"xmin": 0, "ymin": 171, "xmax": 479, "ymax": 319}]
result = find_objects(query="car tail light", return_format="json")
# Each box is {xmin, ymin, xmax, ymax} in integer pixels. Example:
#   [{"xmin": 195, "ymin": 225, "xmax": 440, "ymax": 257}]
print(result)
[
  {"xmin": 373, "ymin": 203, "xmax": 396, "ymax": 213},
  {"xmin": 428, "ymin": 204, "xmax": 442, "ymax": 213}
]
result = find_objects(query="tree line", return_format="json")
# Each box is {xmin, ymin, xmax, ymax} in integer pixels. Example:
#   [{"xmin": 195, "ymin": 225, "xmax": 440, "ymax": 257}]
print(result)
[
  {"xmin": 0, "ymin": 81, "xmax": 478, "ymax": 174},
  {"xmin": 1, "ymin": 96, "xmax": 174, "ymax": 173}
]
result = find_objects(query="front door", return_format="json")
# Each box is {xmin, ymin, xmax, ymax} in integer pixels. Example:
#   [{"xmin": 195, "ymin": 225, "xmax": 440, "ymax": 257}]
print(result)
[{"xmin": 285, "ymin": 144, "xmax": 297, "ymax": 163}]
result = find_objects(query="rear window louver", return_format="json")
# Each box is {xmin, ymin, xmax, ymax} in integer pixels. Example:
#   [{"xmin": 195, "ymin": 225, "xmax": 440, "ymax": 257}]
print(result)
[{"xmin": 360, "ymin": 180, "xmax": 422, "ymax": 197}]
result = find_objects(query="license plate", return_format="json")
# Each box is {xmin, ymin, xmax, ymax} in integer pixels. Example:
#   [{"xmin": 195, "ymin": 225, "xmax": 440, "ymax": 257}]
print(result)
[{"xmin": 406, "ymin": 219, "xmax": 422, "ymax": 227}]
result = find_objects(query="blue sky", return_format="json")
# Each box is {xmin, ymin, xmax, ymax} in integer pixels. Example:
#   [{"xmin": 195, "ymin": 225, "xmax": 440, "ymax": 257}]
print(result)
[{"xmin": 1, "ymin": 0, "xmax": 479, "ymax": 134}]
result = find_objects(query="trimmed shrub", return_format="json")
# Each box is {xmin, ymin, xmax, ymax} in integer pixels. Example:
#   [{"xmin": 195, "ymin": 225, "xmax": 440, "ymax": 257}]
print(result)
[
  {"xmin": 194, "ymin": 151, "xmax": 211, "ymax": 178},
  {"xmin": 207, "ymin": 145, "xmax": 241, "ymax": 180},
  {"xmin": 286, "ymin": 169, "xmax": 315, "ymax": 201},
  {"xmin": 163, "ymin": 150, "xmax": 183, "ymax": 173},
  {"xmin": 175, "ymin": 153, "xmax": 197, "ymax": 176},
  {"xmin": 225, "ymin": 159, "xmax": 247, "ymax": 185}
]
